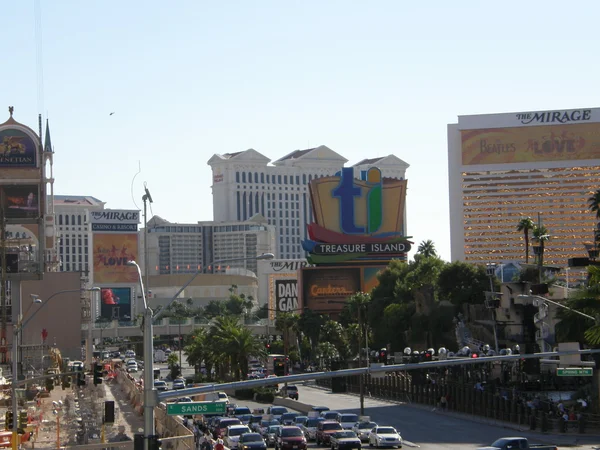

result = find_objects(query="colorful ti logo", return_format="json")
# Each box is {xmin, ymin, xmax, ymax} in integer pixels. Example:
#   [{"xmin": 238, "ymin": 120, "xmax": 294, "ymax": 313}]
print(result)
[{"xmin": 332, "ymin": 167, "xmax": 383, "ymax": 234}]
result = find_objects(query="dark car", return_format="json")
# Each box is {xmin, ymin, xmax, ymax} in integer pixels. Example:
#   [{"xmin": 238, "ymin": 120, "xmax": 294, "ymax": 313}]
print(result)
[
  {"xmin": 312, "ymin": 406, "xmax": 330, "ymax": 413},
  {"xmin": 234, "ymin": 406, "xmax": 252, "ymax": 416},
  {"xmin": 239, "ymin": 433, "xmax": 267, "ymax": 450},
  {"xmin": 280, "ymin": 413, "xmax": 300, "ymax": 426},
  {"xmin": 213, "ymin": 417, "xmax": 242, "ymax": 439},
  {"xmin": 275, "ymin": 426, "xmax": 307, "ymax": 450}
]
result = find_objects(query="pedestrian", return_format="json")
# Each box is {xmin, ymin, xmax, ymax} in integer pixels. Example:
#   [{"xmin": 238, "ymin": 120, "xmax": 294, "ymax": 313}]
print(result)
[
  {"xmin": 215, "ymin": 438, "xmax": 224, "ymax": 450},
  {"xmin": 440, "ymin": 395, "xmax": 447, "ymax": 411}
]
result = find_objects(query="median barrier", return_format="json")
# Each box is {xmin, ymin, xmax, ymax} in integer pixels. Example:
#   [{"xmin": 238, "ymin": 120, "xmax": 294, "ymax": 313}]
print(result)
[{"xmin": 273, "ymin": 397, "xmax": 313, "ymax": 414}]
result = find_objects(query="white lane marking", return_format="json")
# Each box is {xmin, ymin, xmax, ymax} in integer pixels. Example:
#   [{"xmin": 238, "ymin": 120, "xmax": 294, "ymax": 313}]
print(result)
[{"xmin": 403, "ymin": 441, "xmax": 420, "ymax": 448}]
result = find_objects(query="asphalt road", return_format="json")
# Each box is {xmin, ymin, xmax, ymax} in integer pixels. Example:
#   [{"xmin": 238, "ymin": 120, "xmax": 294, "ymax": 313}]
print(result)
[{"xmin": 289, "ymin": 384, "xmax": 599, "ymax": 450}]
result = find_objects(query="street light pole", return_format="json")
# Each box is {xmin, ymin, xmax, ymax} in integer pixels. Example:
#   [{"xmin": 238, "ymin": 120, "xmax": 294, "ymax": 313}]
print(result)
[
  {"xmin": 357, "ymin": 305, "xmax": 364, "ymax": 415},
  {"xmin": 129, "ymin": 252, "xmax": 274, "ymax": 448},
  {"xmin": 517, "ymin": 294, "xmax": 597, "ymax": 322},
  {"xmin": 12, "ymin": 287, "xmax": 99, "ymax": 450}
]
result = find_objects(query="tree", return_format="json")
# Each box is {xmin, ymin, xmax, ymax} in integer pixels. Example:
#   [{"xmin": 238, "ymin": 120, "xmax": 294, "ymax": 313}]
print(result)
[
  {"xmin": 204, "ymin": 299, "xmax": 227, "ymax": 318},
  {"xmin": 516, "ymin": 217, "xmax": 535, "ymax": 263},
  {"xmin": 167, "ymin": 353, "xmax": 180, "ymax": 379},
  {"xmin": 343, "ymin": 292, "xmax": 372, "ymax": 358},
  {"xmin": 276, "ymin": 312, "xmax": 300, "ymax": 363},
  {"xmin": 437, "ymin": 261, "xmax": 490, "ymax": 307},
  {"xmin": 588, "ymin": 189, "xmax": 600, "ymax": 219},
  {"xmin": 297, "ymin": 309, "xmax": 325, "ymax": 359},
  {"xmin": 417, "ymin": 240, "xmax": 437, "ymax": 258},
  {"xmin": 184, "ymin": 328, "xmax": 207, "ymax": 374}
]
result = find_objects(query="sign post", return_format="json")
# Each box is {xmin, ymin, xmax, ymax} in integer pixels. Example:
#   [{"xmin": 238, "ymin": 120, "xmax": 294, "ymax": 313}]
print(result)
[
  {"xmin": 166, "ymin": 402, "xmax": 227, "ymax": 416},
  {"xmin": 556, "ymin": 367, "xmax": 593, "ymax": 377}
]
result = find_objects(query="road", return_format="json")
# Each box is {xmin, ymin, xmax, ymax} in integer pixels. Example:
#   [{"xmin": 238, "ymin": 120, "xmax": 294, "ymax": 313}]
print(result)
[{"xmin": 289, "ymin": 384, "xmax": 599, "ymax": 450}]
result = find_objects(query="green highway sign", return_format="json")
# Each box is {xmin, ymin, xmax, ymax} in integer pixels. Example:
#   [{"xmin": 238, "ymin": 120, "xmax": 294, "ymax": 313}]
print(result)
[
  {"xmin": 167, "ymin": 401, "xmax": 227, "ymax": 415},
  {"xmin": 556, "ymin": 367, "xmax": 593, "ymax": 377}
]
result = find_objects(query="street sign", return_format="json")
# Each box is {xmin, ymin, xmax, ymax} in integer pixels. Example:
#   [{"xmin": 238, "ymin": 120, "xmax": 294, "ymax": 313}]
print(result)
[
  {"xmin": 166, "ymin": 401, "xmax": 227, "ymax": 415},
  {"xmin": 556, "ymin": 367, "xmax": 593, "ymax": 377}
]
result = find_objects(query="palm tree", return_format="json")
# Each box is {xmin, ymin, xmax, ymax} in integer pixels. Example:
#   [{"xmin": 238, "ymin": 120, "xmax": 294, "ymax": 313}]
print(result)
[
  {"xmin": 516, "ymin": 217, "xmax": 535, "ymax": 263},
  {"xmin": 275, "ymin": 312, "xmax": 300, "ymax": 364},
  {"xmin": 588, "ymin": 189, "xmax": 600, "ymax": 219},
  {"xmin": 417, "ymin": 240, "xmax": 437, "ymax": 258}
]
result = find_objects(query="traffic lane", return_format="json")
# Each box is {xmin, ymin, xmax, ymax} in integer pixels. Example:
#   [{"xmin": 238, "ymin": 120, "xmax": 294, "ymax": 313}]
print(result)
[{"xmin": 296, "ymin": 385, "xmax": 596, "ymax": 448}]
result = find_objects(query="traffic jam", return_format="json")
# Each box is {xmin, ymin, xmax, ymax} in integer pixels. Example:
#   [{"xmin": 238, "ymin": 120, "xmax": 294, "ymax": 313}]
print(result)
[{"xmin": 194, "ymin": 399, "xmax": 402, "ymax": 450}]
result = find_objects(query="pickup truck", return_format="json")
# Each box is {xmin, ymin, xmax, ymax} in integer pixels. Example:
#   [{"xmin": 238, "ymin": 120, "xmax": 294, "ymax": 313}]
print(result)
[{"xmin": 478, "ymin": 437, "xmax": 557, "ymax": 450}]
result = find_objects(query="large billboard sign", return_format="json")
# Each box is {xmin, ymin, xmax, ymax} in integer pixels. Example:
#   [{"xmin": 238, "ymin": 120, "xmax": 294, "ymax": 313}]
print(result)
[
  {"xmin": 1, "ymin": 185, "xmax": 40, "ymax": 220},
  {"xmin": 0, "ymin": 128, "xmax": 37, "ymax": 167},
  {"xmin": 91, "ymin": 210, "xmax": 139, "ymax": 232},
  {"xmin": 274, "ymin": 279, "xmax": 299, "ymax": 312},
  {"xmin": 260, "ymin": 259, "xmax": 311, "ymax": 318},
  {"xmin": 100, "ymin": 287, "xmax": 132, "ymax": 320},
  {"xmin": 93, "ymin": 233, "xmax": 138, "ymax": 283},
  {"xmin": 461, "ymin": 122, "xmax": 600, "ymax": 165},
  {"xmin": 302, "ymin": 167, "xmax": 411, "ymax": 264}
]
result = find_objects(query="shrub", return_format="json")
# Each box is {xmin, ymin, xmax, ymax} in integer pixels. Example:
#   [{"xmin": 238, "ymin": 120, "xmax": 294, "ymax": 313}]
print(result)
[
  {"xmin": 254, "ymin": 387, "xmax": 275, "ymax": 403},
  {"xmin": 234, "ymin": 388, "xmax": 255, "ymax": 400}
]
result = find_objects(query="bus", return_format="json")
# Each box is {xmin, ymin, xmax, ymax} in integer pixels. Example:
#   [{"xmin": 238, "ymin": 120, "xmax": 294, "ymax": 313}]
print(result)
[{"xmin": 267, "ymin": 354, "xmax": 288, "ymax": 376}]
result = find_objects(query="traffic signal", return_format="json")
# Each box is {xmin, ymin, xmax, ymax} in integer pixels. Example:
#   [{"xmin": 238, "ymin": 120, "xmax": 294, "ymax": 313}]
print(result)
[
  {"xmin": 77, "ymin": 371, "xmax": 86, "ymax": 387},
  {"xmin": 93, "ymin": 363, "xmax": 103, "ymax": 385},
  {"xmin": 379, "ymin": 348, "xmax": 387, "ymax": 364},
  {"xmin": 148, "ymin": 435, "xmax": 162, "ymax": 450},
  {"xmin": 423, "ymin": 351, "xmax": 432, "ymax": 362},
  {"xmin": 18, "ymin": 411, "xmax": 27, "ymax": 429},
  {"xmin": 471, "ymin": 353, "xmax": 479, "ymax": 359},
  {"xmin": 266, "ymin": 342, "xmax": 271, "ymax": 354},
  {"xmin": 45, "ymin": 376, "xmax": 54, "ymax": 392},
  {"xmin": 62, "ymin": 375, "xmax": 71, "ymax": 389},
  {"xmin": 5, "ymin": 411, "xmax": 13, "ymax": 430}
]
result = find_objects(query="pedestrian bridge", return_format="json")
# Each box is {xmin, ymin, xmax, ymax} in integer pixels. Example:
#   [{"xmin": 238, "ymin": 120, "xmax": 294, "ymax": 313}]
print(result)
[{"xmin": 82, "ymin": 317, "xmax": 279, "ymax": 339}]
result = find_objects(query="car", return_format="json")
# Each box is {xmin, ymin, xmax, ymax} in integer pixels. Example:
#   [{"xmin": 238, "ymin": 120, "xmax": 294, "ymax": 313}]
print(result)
[
  {"xmin": 267, "ymin": 406, "xmax": 288, "ymax": 421},
  {"xmin": 265, "ymin": 425, "xmax": 282, "ymax": 446},
  {"xmin": 352, "ymin": 422, "xmax": 377, "ymax": 442},
  {"xmin": 225, "ymin": 425, "xmax": 252, "ymax": 450},
  {"xmin": 316, "ymin": 421, "xmax": 343, "ymax": 446},
  {"xmin": 281, "ymin": 413, "xmax": 300, "ymax": 426},
  {"xmin": 338, "ymin": 414, "xmax": 359, "ymax": 430},
  {"xmin": 239, "ymin": 432, "xmax": 267, "ymax": 450},
  {"xmin": 125, "ymin": 350, "xmax": 136, "ymax": 359},
  {"xmin": 176, "ymin": 397, "xmax": 193, "ymax": 403},
  {"xmin": 368, "ymin": 426, "xmax": 402, "ymax": 448},
  {"xmin": 213, "ymin": 418, "xmax": 242, "ymax": 439},
  {"xmin": 237, "ymin": 414, "xmax": 252, "ymax": 425},
  {"xmin": 172, "ymin": 378, "xmax": 185, "ymax": 390},
  {"xmin": 300, "ymin": 417, "xmax": 324, "ymax": 441},
  {"xmin": 218, "ymin": 392, "xmax": 230, "ymax": 404},
  {"xmin": 321, "ymin": 411, "xmax": 341, "ymax": 422},
  {"xmin": 153, "ymin": 380, "xmax": 168, "ymax": 391},
  {"xmin": 330, "ymin": 431, "xmax": 362, "ymax": 450},
  {"xmin": 281, "ymin": 385, "xmax": 299, "ymax": 400},
  {"xmin": 249, "ymin": 415, "xmax": 263, "ymax": 431},
  {"xmin": 294, "ymin": 416, "xmax": 308, "ymax": 427},
  {"xmin": 234, "ymin": 406, "xmax": 252, "ymax": 416},
  {"xmin": 126, "ymin": 361, "xmax": 138, "ymax": 373},
  {"xmin": 260, "ymin": 419, "xmax": 280, "ymax": 436},
  {"xmin": 312, "ymin": 406, "xmax": 330, "ymax": 413},
  {"xmin": 275, "ymin": 426, "xmax": 307, "ymax": 450}
]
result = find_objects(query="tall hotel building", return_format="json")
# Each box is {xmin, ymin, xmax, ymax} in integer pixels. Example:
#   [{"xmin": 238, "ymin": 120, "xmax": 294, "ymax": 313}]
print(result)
[
  {"xmin": 448, "ymin": 107, "xmax": 600, "ymax": 267},
  {"xmin": 208, "ymin": 146, "xmax": 410, "ymax": 259}
]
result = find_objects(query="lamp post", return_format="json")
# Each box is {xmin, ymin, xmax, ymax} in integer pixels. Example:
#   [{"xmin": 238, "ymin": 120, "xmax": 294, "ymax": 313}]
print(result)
[
  {"xmin": 517, "ymin": 294, "xmax": 597, "ymax": 322},
  {"xmin": 129, "ymin": 252, "xmax": 274, "ymax": 449},
  {"xmin": 12, "ymin": 287, "xmax": 99, "ymax": 450}
]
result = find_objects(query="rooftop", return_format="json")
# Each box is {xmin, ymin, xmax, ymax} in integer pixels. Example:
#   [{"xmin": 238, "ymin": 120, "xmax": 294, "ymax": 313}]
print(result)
[
  {"xmin": 54, "ymin": 195, "xmax": 104, "ymax": 206},
  {"xmin": 353, "ymin": 157, "xmax": 385, "ymax": 166}
]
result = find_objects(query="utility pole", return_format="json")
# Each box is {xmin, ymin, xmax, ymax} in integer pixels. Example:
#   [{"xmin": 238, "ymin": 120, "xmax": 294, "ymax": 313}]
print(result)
[
  {"xmin": 142, "ymin": 186, "xmax": 152, "ymax": 301},
  {"xmin": 1, "ymin": 199, "xmax": 6, "ymax": 366},
  {"xmin": 358, "ymin": 304, "xmax": 365, "ymax": 415}
]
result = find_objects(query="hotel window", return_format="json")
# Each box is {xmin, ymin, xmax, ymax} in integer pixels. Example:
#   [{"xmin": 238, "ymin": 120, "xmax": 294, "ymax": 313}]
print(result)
[
  {"xmin": 78, "ymin": 215, "xmax": 82, "ymax": 225},
  {"xmin": 65, "ymin": 215, "xmax": 69, "ymax": 225},
  {"xmin": 303, "ymin": 174, "xmax": 306, "ymax": 184},
  {"xmin": 66, "ymin": 264, "xmax": 70, "ymax": 271},
  {"xmin": 58, "ymin": 215, "xmax": 63, "ymax": 225},
  {"xmin": 261, "ymin": 173, "xmax": 264, "ymax": 183},
  {"xmin": 248, "ymin": 171, "xmax": 252, "ymax": 182},
  {"xmin": 236, "ymin": 171, "xmax": 240, "ymax": 182},
  {"xmin": 284, "ymin": 175, "xmax": 287, "ymax": 184},
  {"xmin": 242, "ymin": 172, "xmax": 246, "ymax": 183},
  {"xmin": 72, "ymin": 215, "xmax": 75, "ymax": 224},
  {"xmin": 278, "ymin": 175, "xmax": 282, "ymax": 184},
  {"xmin": 254, "ymin": 173, "xmax": 258, "ymax": 183}
]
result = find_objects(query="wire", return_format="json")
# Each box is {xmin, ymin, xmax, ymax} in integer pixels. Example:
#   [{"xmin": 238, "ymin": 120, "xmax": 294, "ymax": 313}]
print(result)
[{"xmin": 131, "ymin": 161, "xmax": 141, "ymax": 210}]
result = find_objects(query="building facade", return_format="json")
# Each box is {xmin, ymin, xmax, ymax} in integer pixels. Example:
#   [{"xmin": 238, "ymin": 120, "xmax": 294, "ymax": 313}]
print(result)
[
  {"xmin": 139, "ymin": 214, "xmax": 276, "ymax": 278},
  {"xmin": 54, "ymin": 195, "xmax": 105, "ymax": 276},
  {"xmin": 208, "ymin": 146, "xmax": 409, "ymax": 259},
  {"xmin": 448, "ymin": 107, "xmax": 600, "ymax": 267}
]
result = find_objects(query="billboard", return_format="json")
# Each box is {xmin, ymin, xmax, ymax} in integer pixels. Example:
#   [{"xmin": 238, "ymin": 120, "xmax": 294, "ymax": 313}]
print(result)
[
  {"xmin": 461, "ymin": 122, "xmax": 600, "ymax": 165},
  {"xmin": 1, "ymin": 185, "xmax": 40, "ymax": 220},
  {"xmin": 303, "ymin": 167, "xmax": 410, "ymax": 265},
  {"xmin": 274, "ymin": 279, "xmax": 299, "ymax": 313},
  {"xmin": 93, "ymin": 233, "xmax": 138, "ymax": 283},
  {"xmin": 91, "ymin": 210, "xmax": 139, "ymax": 232},
  {"xmin": 100, "ymin": 287, "xmax": 132, "ymax": 320},
  {"xmin": 0, "ymin": 127, "xmax": 37, "ymax": 167},
  {"xmin": 300, "ymin": 265, "xmax": 386, "ymax": 314}
]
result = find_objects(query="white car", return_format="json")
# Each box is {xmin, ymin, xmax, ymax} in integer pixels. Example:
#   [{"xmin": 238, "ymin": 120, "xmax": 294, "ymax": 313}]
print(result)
[
  {"xmin": 225, "ymin": 425, "xmax": 251, "ymax": 449},
  {"xmin": 352, "ymin": 422, "xmax": 376, "ymax": 442},
  {"xmin": 300, "ymin": 417, "xmax": 323, "ymax": 441},
  {"xmin": 368, "ymin": 426, "xmax": 402, "ymax": 448},
  {"xmin": 338, "ymin": 413, "xmax": 359, "ymax": 429},
  {"xmin": 126, "ymin": 361, "xmax": 138, "ymax": 373}
]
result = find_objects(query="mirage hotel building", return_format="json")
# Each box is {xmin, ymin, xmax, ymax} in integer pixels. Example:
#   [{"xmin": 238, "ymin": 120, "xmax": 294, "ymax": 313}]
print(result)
[{"xmin": 448, "ymin": 107, "xmax": 600, "ymax": 267}]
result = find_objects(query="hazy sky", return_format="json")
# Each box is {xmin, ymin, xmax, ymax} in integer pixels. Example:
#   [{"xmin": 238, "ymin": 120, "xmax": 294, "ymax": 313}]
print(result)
[{"xmin": 3, "ymin": 1, "xmax": 599, "ymax": 261}]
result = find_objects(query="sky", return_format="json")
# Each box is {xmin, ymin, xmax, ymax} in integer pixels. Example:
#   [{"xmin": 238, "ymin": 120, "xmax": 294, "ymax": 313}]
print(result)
[{"xmin": 2, "ymin": 1, "xmax": 600, "ymax": 262}]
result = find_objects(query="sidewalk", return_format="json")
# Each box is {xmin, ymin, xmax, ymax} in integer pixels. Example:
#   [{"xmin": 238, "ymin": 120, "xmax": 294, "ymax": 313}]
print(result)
[{"xmin": 302, "ymin": 381, "xmax": 600, "ymax": 441}]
